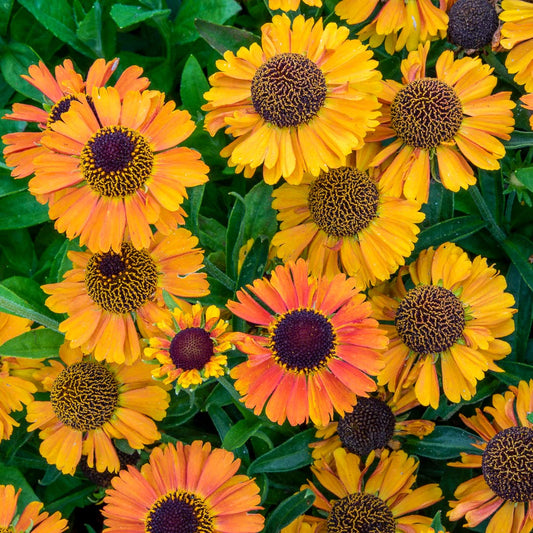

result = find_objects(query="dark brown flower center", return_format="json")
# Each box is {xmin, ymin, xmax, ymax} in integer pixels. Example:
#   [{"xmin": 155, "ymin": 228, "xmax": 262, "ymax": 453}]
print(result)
[
  {"xmin": 270, "ymin": 308, "xmax": 336, "ymax": 373},
  {"xmin": 251, "ymin": 53, "xmax": 327, "ymax": 128},
  {"xmin": 482, "ymin": 426, "xmax": 533, "ymax": 503},
  {"xmin": 391, "ymin": 78, "xmax": 463, "ymax": 149},
  {"xmin": 47, "ymin": 94, "xmax": 79, "ymax": 126},
  {"xmin": 327, "ymin": 493, "xmax": 396, "ymax": 533},
  {"xmin": 85, "ymin": 242, "xmax": 158, "ymax": 314},
  {"xmin": 169, "ymin": 328, "xmax": 214, "ymax": 371},
  {"xmin": 448, "ymin": 0, "xmax": 499, "ymax": 50},
  {"xmin": 395, "ymin": 285, "xmax": 465, "ymax": 354},
  {"xmin": 81, "ymin": 125, "xmax": 154, "ymax": 197},
  {"xmin": 337, "ymin": 397, "xmax": 396, "ymax": 456},
  {"xmin": 145, "ymin": 491, "xmax": 214, "ymax": 533},
  {"xmin": 51, "ymin": 361, "xmax": 118, "ymax": 431}
]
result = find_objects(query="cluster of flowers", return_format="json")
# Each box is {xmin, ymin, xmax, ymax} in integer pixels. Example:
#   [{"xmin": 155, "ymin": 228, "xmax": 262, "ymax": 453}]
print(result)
[{"xmin": 0, "ymin": 0, "xmax": 532, "ymax": 531}]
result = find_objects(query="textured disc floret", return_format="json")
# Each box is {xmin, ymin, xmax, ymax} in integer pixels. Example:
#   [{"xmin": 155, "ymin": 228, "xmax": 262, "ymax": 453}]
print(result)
[
  {"xmin": 482, "ymin": 426, "xmax": 533, "ymax": 502},
  {"xmin": 85, "ymin": 242, "xmax": 158, "ymax": 314},
  {"xmin": 327, "ymin": 493, "xmax": 396, "ymax": 533},
  {"xmin": 47, "ymin": 94, "xmax": 80, "ymax": 126},
  {"xmin": 270, "ymin": 308, "xmax": 336, "ymax": 373},
  {"xmin": 391, "ymin": 79, "xmax": 463, "ymax": 149},
  {"xmin": 308, "ymin": 167, "xmax": 379, "ymax": 237},
  {"xmin": 337, "ymin": 397, "xmax": 396, "ymax": 456},
  {"xmin": 81, "ymin": 125, "xmax": 154, "ymax": 197},
  {"xmin": 50, "ymin": 361, "xmax": 118, "ymax": 431},
  {"xmin": 145, "ymin": 490, "xmax": 214, "ymax": 533},
  {"xmin": 169, "ymin": 328, "xmax": 215, "ymax": 371},
  {"xmin": 395, "ymin": 285, "xmax": 465, "ymax": 354},
  {"xmin": 448, "ymin": 0, "xmax": 499, "ymax": 50},
  {"xmin": 251, "ymin": 53, "xmax": 327, "ymax": 128}
]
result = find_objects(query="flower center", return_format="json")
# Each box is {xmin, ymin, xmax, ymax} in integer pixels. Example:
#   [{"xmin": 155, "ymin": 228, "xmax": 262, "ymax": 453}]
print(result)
[
  {"xmin": 448, "ymin": 0, "xmax": 499, "ymax": 50},
  {"xmin": 308, "ymin": 167, "xmax": 379, "ymax": 238},
  {"xmin": 145, "ymin": 490, "xmax": 214, "ymax": 533},
  {"xmin": 169, "ymin": 328, "xmax": 215, "ymax": 371},
  {"xmin": 85, "ymin": 242, "xmax": 158, "ymax": 314},
  {"xmin": 327, "ymin": 493, "xmax": 396, "ymax": 533},
  {"xmin": 482, "ymin": 426, "xmax": 533, "ymax": 503},
  {"xmin": 395, "ymin": 285, "xmax": 465, "ymax": 354},
  {"xmin": 390, "ymin": 78, "xmax": 463, "ymax": 149},
  {"xmin": 47, "ymin": 94, "xmax": 79, "ymax": 126},
  {"xmin": 337, "ymin": 397, "xmax": 396, "ymax": 456},
  {"xmin": 81, "ymin": 126, "xmax": 154, "ymax": 197},
  {"xmin": 50, "ymin": 361, "xmax": 118, "ymax": 431},
  {"xmin": 0, "ymin": 528, "xmax": 14, "ymax": 533},
  {"xmin": 270, "ymin": 308, "xmax": 336, "ymax": 373},
  {"xmin": 251, "ymin": 53, "xmax": 327, "ymax": 128}
]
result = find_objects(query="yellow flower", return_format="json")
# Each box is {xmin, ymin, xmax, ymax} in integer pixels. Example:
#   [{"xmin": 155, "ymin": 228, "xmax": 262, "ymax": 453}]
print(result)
[{"xmin": 269, "ymin": 0, "xmax": 322, "ymax": 10}]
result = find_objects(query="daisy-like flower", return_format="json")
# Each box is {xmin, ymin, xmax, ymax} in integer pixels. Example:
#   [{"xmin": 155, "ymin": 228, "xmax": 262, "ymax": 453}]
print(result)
[
  {"xmin": 335, "ymin": 0, "xmax": 449, "ymax": 54},
  {"xmin": 269, "ymin": 0, "xmax": 322, "ymax": 10},
  {"xmin": 271, "ymin": 144, "xmax": 425, "ymax": 288},
  {"xmin": 310, "ymin": 386, "xmax": 435, "ymax": 462},
  {"xmin": 369, "ymin": 242, "xmax": 516, "ymax": 409},
  {"xmin": 448, "ymin": 379, "xmax": 533, "ymax": 532},
  {"xmin": 202, "ymin": 14, "xmax": 382, "ymax": 185},
  {"xmin": 2, "ymin": 58, "xmax": 148, "ymax": 181},
  {"xmin": 521, "ymin": 93, "xmax": 533, "ymax": 130},
  {"xmin": 145, "ymin": 302, "xmax": 232, "ymax": 390},
  {"xmin": 282, "ymin": 447, "xmax": 442, "ymax": 532},
  {"xmin": 26, "ymin": 344, "xmax": 170, "ymax": 476},
  {"xmin": 41, "ymin": 229, "xmax": 210, "ymax": 365},
  {"xmin": 227, "ymin": 258, "xmax": 388, "ymax": 427},
  {"xmin": 29, "ymin": 86, "xmax": 209, "ymax": 252},
  {"xmin": 0, "ymin": 484, "xmax": 67, "ymax": 533},
  {"xmin": 102, "ymin": 440, "xmax": 264, "ymax": 532},
  {"xmin": 500, "ymin": 0, "xmax": 533, "ymax": 92},
  {"xmin": 369, "ymin": 42, "xmax": 515, "ymax": 203}
]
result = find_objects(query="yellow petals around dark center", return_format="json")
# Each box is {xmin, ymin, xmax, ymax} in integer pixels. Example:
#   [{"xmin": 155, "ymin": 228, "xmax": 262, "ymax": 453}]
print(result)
[
  {"xmin": 308, "ymin": 167, "xmax": 379, "ymax": 237},
  {"xmin": 395, "ymin": 285, "xmax": 465, "ymax": 355},
  {"xmin": 169, "ymin": 328, "xmax": 215, "ymax": 371},
  {"xmin": 85, "ymin": 242, "xmax": 158, "ymax": 314},
  {"xmin": 327, "ymin": 493, "xmax": 396, "ymax": 533},
  {"xmin": 47, "ymin": 94, "xmax": 79, "ymax": 127},
  {"xmin": 145, "ymin": 490, "xmax": 214, "ymax": 533},
  {"xmin": 390, "ymin": 78, "xmax": 463, "ymax": 149},
  {"xmin": 51, "ymin": 361, "xmax": 118, "ymax": 431},
  {"xmin": 270, "ymin": 308, "xmax": 336, "ymax": 374},
  {"xmin": 482, "ymin": 426, "xmax": 533, "ymax": 503},
  {"xmin": 81, "ymin": 125, "xmax": 154, "ymax": 197},
  {"xmin": 251, "ymin": 53, "xmax": 327, "ymax": 128}
]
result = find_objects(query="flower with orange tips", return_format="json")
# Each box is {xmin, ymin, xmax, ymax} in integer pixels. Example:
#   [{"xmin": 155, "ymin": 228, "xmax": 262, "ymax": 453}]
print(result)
[
  {"xmin": 227, "ymin": 259, "xmax": 388, "ymax": 427},
  {"xmin": 102, "ymin": 440, "xmax": 264, "ymax": 532},
  {"xmin": 448, "ymin": 379, "xmax": 533, "ymax": 532},
  {"xmin": 42, "ymin": 230, "xmax": 209, "ymax": 365},
  {"xmin": 369, "ymin": 242, "xmax": 516, "ymax": 409},
  {"xmin": 269, "ymin": 0, "xmax": 322, "ymax": 10},
  {"xmin": 522, "ymin": 93, "xmax": 533, "ymax": 130}
]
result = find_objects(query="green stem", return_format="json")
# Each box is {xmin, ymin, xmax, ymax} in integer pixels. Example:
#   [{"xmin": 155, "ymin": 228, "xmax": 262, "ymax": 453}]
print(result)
[{"xmin": 468, "ymin": 185, "xmax": 507, "ymax": 243}]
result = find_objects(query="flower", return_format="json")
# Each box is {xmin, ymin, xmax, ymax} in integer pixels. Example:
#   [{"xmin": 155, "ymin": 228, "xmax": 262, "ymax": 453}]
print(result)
[
  {"xmin": 282, "ymin": 447, "xmax": 442, "ymax": 532},
  {"xmin": 203, "ymin": 14, "xmax": 382, "ymax": 185},
  {"xmin": 448, "ymin": 379, "xmax": 533, "ymax": 532},
  {"xmin": 521, "ymin": 93, "xmax": 533, "ymax": 130},
  {"xmin": 269, "ymin": 0, "xmax": 322, "ymax": 10},
  {"xmin": 102, "ymin": 440, "xmax": 264, "ymax": 532},
  {"xmin": 335, "ymin": 0, "xmax": 449, "ymax": 54},
  {"xmin": 2, "ymin": 58, "xmax": 149, "ymax": 182},
  {"xmin": 0, "ymin": 484, "xmax": 67, "ymax": 533},
  {"xmin": 369, "ymin": 42, "xmax": 515, "ymax": 203},
  {"xmin": 227, "ymin": 259, "xmax": 388, "ymax": 427},
  {"xmin": 29, "ymin": 86, "xmax": 209, "ymax": 252},
  {"xmin": 500, "ymin": 0, "xmax": 533, "ymax": 92},
  {"xmin": 271, "ymin": 144, "xmax": 425, "ymax": 288},
  {"xmin": 41, "ymin": 230, "xmax": 210, "ymax": 365},
  {"xmin": 369, "ymin": 242, "xmax": 516, "ymax": 409},
  {"xmin": 26, "ymin": 344, "xmax": 170, "ymax": 476},
  {"xmin": 145, "ymin": 302, "xmax": 232, "ymax": 389}
]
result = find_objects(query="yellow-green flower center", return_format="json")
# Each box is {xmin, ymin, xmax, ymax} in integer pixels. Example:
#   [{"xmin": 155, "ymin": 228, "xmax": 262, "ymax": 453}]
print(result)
[
  {"xmin": 308, "ymin": 167, "xmax": 379, "ymax": 238},
  {"xmin": 391, "ymin": 78, "xmax": 463, "ymax": 149},
  {"xmin": 85, "ymin": 242, "xmax": 158, "ymax": 314},
  {"xmin": 251, "ymin": 53, "xmax": 327, "ymax": 128},
  {"xmin": 51, "ymin": 361, "xmax": 118, "ymax": 431},
  {"xmin": 81, "ymin": 125, "xmax": 154, "ymax": 197},
  {"xmin": 169, "ymin": 327, "xmax": 214, "ymax": 371}
]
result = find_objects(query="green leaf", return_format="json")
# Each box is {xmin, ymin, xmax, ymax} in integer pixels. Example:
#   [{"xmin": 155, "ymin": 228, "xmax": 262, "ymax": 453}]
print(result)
[
  {"xmin": 0, "ymin": 0, "xmax": 14, "ymax": 35},
  {"xmin": 222, "ymin": 418, "xmax": 263, "ymax": 450},
  {"xmin": 501, "ymin": 233, "xmax": 533, "ymax": 292},
  {"xmin": 423, "ymin": 183, "xmax": 454, "ymax": 225},
  {"xmin": 527, "ymin": 412, "xmax": 533, "ymax": 424},
  {"xmin": 430, "ymin": 511, "xmax": 446, "ymax": 533},
  {"xmin": 504, "ymin": 130, "xmax": 533, "ymax": 149},
  {"xmin": 0, "ymin": 329, "xmax": 64, "ymax": 358},
  {"xmin": 110, "ymin": 4, "xmax": 170, "ymax": 29},
  {"xmin": 403, "ymin": 426, "xmax": 480, "ymax": 459},
  {"xmin": 492, "ymin": 361, "xmax": 533, "ymax": 386},
  {"xmin": 0, "ymin": 228, "xmax": 36, "ymax": 275},
  {"xmin": 195, "ymin": 19, "xmax": 258, "ymax": 55},
  {"xmin": 225, "ymin": 195, "xmax": 246, "ymax": 282},
  {"xmin": 243, "ymin": 180, "xmax": 278, "ymax": 242},
  {"xmin": 248, "ymin": 429, "xmax": 315, "ymax": 474},
  {"xmin": 0, "ymin": 172, "xmax": 28, "ymax": 198},
  {"xmin": 180, "ymin": 55, "xmax": 209, "ymax": 118},
  {"xmin": 515, "ymin": 167, "xmax": 533, "ymax": 192},
  {"xmin": 0, "ymin": 42, "xmax": 43, "ymax": 100},
  {"xmin": 0, "ymin": 465, "xmax": 39, "ymax": 509},
  {"xmin": 237, "ymin": 236, "xmax": 269, "ymax": 289},
  {"xmin": 478, "ymin": 169, "xmax": 503, "ymax": 226},
  {"xmin": 76, "ymin": 0, "xmax": 104, "ymax": 56},
  {"xmin": 0, "ymin": 190, "xmax": 50, "ymax": 229},
  {"xmin": 264, "ymin": 489, "xmax": 316, "ymax": 533},
  {"xmin": 183, "ymin": 184, "xmax": 205, "ymax": 237}
]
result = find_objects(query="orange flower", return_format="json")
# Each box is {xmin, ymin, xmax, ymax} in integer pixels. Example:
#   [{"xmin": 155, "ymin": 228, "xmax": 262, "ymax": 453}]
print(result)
[{"xmin": 521, "ymin": 93, "xmax": 533, "ymax": 130}]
